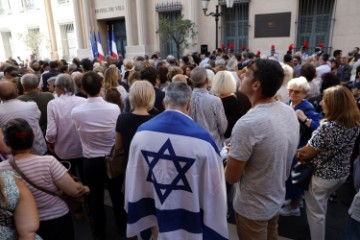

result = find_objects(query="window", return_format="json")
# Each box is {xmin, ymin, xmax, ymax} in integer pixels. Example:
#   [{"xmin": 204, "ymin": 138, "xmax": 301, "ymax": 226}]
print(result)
[
  {"xmin": 297, "ymin": 0, "xmax": 335, "ymax": 52},
  {"xmin": 222, "ymin": 2, "xmax": 249, "ymax": 52},
  {"xmin": 1, "ymin": 32, "xmax": 13, "ymax": 58},
  {"xmin": 60, "ymin": 23, "xmax": 76, "ymax": 61},
  {"xmin": 21, "ymin": 0, "xmax": 39, "ymax": 11},
  {"xmin": 58, "ymin": 0, "xmax": 70, "ymax": 5},
  {"xmin": 107, "ymin": 19, "xmax": 127, "ymax": 58},
  {"xmin": 0, "ymin": 0, "xmax": 10, "ymax": 15},
  {"xmin": 158, "ymin": 10, "xmax": 181, "ymax": 58}
]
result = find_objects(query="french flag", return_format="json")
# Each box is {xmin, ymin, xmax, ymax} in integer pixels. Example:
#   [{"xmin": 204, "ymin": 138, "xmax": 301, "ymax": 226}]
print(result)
[
  {"xmin": 111, "ymin": 26, "xmax": 118, "ymax": 59},
  {"xmin": 97, "ymin": 32, "xmax": 105, "ymax": 61}
]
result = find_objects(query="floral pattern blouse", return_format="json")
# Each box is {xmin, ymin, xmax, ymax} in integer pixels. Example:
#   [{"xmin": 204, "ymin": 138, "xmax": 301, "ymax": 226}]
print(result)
[
  {"xmin": 0, "ymin": 170, "xmax": 42, "ymax": 240},
  {"xmin": 309, "ymin": 121, "xmax": 360, "ymax": 180}
]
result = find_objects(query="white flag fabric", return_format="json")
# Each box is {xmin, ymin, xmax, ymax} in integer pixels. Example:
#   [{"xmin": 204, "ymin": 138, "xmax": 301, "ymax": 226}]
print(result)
[
  {"xmin": 111, "ymin": 29, "xmax": 118, "ymax": 59},
  {"xmin": 97, "ymin": 32, "xmax": 105, "ymax": 61},
  {"xmin": 125, "ymin": 110, "xmax": 228, "ymax": 240}
]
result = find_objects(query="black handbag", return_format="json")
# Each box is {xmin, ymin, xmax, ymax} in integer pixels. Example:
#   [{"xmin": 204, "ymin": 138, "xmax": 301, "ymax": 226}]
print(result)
[{"xmin": 291, "ymin": 162, "xmax": 314, "ymax": 190}]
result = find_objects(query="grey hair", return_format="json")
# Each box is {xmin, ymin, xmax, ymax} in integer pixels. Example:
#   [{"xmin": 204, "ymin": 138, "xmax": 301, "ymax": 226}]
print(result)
[
  {"xmin": 47, "ymin": 77, "xmax": 56, "ymax": 85},
  {"xmin": 55, "ymin": 74, "xmax": 75, "ymax": 95},
  {"xmin": 215, "ymin": 58, "xmax": 226, "ymax": 66},
  {"xmin": 164, "ymin": 82, "xmax": 192, "ymax": 107},
  {"xmin": 20, "ymin": 73, "xmax": 39, "ymax": 89},
  {"xmin": 172, "ymin": 74, "xmax": 187, "ymax": 84},
  {"xmin": 133, "ymin": 61, "xmax": 146, "ymax": 72},
  {"xmin": 68, "ymin": 63, "xmax": 78, "ymax": 71},
  {"xmin": 190, "ymin": 67, "xmax": 207, "ymax": 87}
]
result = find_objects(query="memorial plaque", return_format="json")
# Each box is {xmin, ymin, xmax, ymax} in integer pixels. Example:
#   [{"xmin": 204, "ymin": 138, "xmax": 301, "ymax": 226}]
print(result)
[{"xmin": 255, "ymin": 12, "xmax": 291, "ymax": 38}]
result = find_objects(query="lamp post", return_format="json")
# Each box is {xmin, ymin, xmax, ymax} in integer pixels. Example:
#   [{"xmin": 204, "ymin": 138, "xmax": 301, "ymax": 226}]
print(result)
[{"xmin": 201, "ymin": 0, "xmax": 234, "ymax": 50}]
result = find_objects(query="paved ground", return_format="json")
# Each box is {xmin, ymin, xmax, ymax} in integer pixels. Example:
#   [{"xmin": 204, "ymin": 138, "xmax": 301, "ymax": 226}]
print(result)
[{"xmin": 74, "ymin": 181, "xmax": 355, "ymax": 240}]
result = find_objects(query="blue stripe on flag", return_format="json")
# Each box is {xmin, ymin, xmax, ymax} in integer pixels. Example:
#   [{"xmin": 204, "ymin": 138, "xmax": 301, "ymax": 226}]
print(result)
[
  {"xmin": 127, "ymin": 198, "xmax": 156, "ymax": 224},
  {"xmin": 127, "ymin": 198, "xmax": 227, "ymax": 239}
]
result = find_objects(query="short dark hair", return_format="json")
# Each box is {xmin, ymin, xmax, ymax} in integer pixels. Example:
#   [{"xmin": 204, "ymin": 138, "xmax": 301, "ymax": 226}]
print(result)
[
  {"xmin": 293, "ymin": 55, "xmax": 302, "ymax": 63},
  {"xmin": 333, "ymin": 49, "xmax": 342, "ymax": 58},
  {"xmin": 247, "ymin": 52, "xmax": 255, "ymax": 59},
  {"xmin": 320, "ymin": 72, "xmax": 340, "ymax": 93},
  {"xmin": 3, "ymin": 118, "xmax": 34, "ymax": 151},
  {"xmin": 253, "ymin": 59, "xmax": 284, "ymax": 98},
  {"xmin": 140, "ymin": 67, "xmax": 157, "ymax": 86},
  {"xmin": 49, "ymin": 60, "xmax": 59, "ymax": 69},
  {"xmin": 321, "ymin": 53, "xmax": 330, "ymax": 62},
  {"xmin": 157, "ymin": 66, "xmax": 168, "ymax": 84},
  {"xmin": 82, "ymin": 71, "xmax": 102, "ymax": 96},
  {"xmin": 4, "ymin": 66, "xmax": 17, "ymax": 74},
  {"xmin": 301, "ymin": 63, "xmax": 316, "ymax": 82},
  {"xmin": 81, "ymin": 58, "xmax": 93, "ymax": 71},
  {"xmin": 182, "ymin": 56, "xmax": 189, "ymax": 64},
  {"xmin": 356, "ymin": 65, "xmax": 360, "ymax": 79},
  {"xmin": 283, "ymin": 54, "xmax": 292, "ymax": 63}
]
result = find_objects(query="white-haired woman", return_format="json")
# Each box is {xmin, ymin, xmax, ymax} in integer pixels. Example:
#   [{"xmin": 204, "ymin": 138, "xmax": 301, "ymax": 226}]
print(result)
[
  {"xmin": 211, "ymin": 71, "xmax": 245, "ymax": 139},
  {"xmin": 280, "ymin": 76, "xmax": 322, "ymax": 216}
]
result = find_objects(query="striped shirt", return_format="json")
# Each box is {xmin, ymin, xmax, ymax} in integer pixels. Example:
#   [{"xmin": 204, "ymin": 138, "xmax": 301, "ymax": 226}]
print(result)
[
  {"xmin": 189, "ymin": 88, "xmax": 228, "ymax": 149},
  {"xmin": 0, "ymin": 155, "xmax": 68, "ymax": 221}
]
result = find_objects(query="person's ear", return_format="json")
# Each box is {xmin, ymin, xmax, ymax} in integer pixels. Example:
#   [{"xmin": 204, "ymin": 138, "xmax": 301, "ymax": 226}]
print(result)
[{"xmin": 252, "ymin": 80, "xmax": 261, "ymax": 91}]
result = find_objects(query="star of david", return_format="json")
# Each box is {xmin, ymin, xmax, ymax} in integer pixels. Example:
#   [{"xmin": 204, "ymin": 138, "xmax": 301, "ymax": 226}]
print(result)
[{"xmin": 141, "ymin": 138, "xmax": 195, "ymax": 204}]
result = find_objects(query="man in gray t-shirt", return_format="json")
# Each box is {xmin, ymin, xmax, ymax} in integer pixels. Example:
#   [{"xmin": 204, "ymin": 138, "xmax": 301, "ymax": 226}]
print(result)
[{"xmin": 225, "ymin": 59, "xmax": 299, "ymax": 240}]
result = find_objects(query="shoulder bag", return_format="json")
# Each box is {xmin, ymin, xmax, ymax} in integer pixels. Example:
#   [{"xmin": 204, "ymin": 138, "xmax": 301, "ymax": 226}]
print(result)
[
  {"xmin": 9, "ymin": 158, "xmax": 85, "ymax": 214},
  {"xmin": 105, "ymin": 145, "xmax": 127, "ymax": 179}
]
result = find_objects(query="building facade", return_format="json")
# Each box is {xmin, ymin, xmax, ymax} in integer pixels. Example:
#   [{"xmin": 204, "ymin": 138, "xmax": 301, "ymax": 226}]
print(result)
[{"xmin": 0, "ymin": 0, "xmax": 358, "ymax": 61}]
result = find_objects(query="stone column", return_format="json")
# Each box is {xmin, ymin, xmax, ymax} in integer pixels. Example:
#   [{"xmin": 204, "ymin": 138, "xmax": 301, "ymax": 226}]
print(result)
[
  {"xmin": 82, "ymin": 0, "xmax": 92, "ymax": 42},
  {"xmin": 188, "ymin": 0, "xmax": 199, "ymax": 53},
  {"xmin": 72, "ymin": 0, "xmax": 84, "ymax": 49},
  {"xmin": 136, "ymin": 0, "xmax": 146, "ymax": 46},
  {"xmin": 124, "ymin": 0, "xmax": 134, "ymax": 46},
  {"xmin": 44, "ymin": 0, "xmax": 58, "ymax": 59}
]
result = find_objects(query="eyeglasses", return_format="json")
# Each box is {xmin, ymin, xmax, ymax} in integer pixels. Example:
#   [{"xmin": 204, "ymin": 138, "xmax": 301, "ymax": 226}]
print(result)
[{"xmin": 288, "ymin": 89, "xmax": 303, "ymax": 95}]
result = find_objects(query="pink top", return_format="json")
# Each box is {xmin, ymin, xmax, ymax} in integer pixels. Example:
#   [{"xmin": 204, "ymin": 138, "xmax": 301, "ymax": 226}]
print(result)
[{"xmin": 0, "ymin": 155, "xmax": 68, "ymax": 221}]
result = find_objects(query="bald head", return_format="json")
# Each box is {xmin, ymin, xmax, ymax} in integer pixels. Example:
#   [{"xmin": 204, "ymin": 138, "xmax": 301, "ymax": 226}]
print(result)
[
  {"xmin": 172, "ymin": 74, "xmax": 187, "ymax": 84},
  {"xmin": 0, "ymin": 81, "xmax": 18, "ymax": 100}
]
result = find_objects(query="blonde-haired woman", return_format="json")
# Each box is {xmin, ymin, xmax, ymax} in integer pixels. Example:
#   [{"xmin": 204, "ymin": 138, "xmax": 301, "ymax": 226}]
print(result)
[
  {"xmin": 113, "ymin": 81, "xmax": 155, "ymax": 235},
  {"xmin": 211, "ymin": 71, "xmax": 244, "ymax": 139},
  {"xmin": 102, "ymin": 67, "xmax": 127, "ymax": 105},
  {"xmin": 297, "ymin": 86, "xmax": 360, "ymax": 240},
  {"xmin": 276, "ymin": 63, "xmax": 294, "ymax": 103}
]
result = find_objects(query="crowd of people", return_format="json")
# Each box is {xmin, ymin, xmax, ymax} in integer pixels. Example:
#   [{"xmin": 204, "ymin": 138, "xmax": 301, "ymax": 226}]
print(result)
[{"xmin": 0, "ymin": 45, "xmax": 360, "ymax": 240}]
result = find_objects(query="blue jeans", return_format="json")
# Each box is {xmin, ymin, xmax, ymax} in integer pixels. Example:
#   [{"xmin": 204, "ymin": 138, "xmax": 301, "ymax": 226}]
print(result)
[{"xmin": 346, "ymin": 216, "xmax": 360, "ymax": 240}]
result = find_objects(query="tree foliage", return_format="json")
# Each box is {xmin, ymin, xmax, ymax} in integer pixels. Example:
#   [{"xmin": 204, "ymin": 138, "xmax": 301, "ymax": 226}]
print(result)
[
  {"xmin": 157, "ymin": 15, "xmax": 197, "ymax": 60},
  {"xmin": 18, "ymin": 30, "xmax": 44, "ymax": 59}
]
